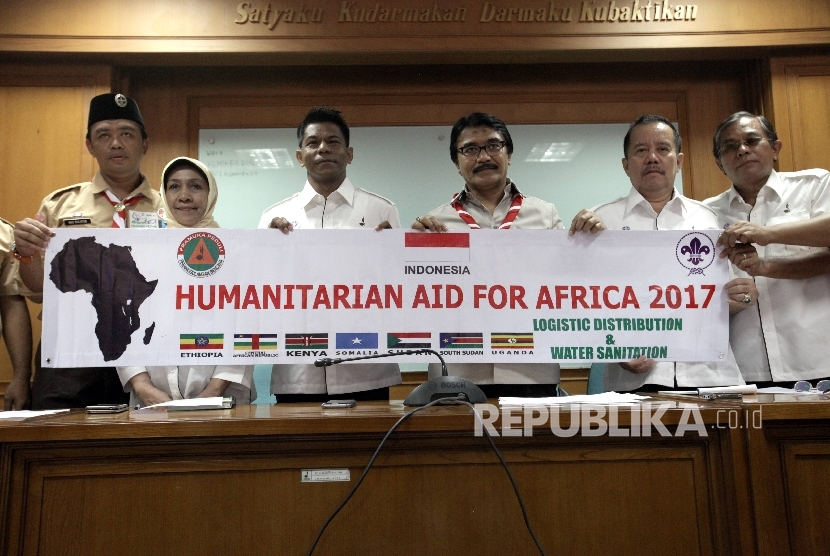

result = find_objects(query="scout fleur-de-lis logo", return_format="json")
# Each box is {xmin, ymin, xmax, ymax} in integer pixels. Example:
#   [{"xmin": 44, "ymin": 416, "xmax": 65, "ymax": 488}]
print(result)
[
  {"xmin": 359, "ymin": 217, "xmax": 365, "ymax": 226},
  {"xmin": 681, "ymin": 236, "xmax": 710, "ymax": 266},
  {"xmin": 676, "ymin": 232, "xmax": 715, "ymax": 275}
]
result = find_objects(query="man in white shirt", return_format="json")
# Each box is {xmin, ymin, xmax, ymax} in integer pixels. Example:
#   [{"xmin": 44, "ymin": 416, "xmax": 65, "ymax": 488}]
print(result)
[
  {"xmin": 259, "ymin": 107, "xmax": 401, "ymax": 402},
  {"xmin": 704, "ymin": 111, "xmax": 830, "ymax": 387},
  {"xmin": 590, "ymin": 115, "xmax": 753, "ymax": 392}
]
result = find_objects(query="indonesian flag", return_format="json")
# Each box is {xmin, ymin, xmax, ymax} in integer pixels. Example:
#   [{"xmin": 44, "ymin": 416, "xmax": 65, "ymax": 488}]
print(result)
[{"xmin": 404, "ymin": 232, "xmax": 469, "ymax": 262}]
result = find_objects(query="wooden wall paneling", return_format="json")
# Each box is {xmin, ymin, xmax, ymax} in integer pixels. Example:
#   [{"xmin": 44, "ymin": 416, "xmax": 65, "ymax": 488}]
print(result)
[
  {"xmin": 683, "ymin": 76, "xmax": 746, "ymax": 201},
  {"xmin": 1, "ymin": 0, "xmax": 829, "ymax": 62},
  {"xmin": 719, "ymin": 425, "xmax": 759, "ymax": 556},
  {"xmin": 770, "ymin": 58, "xmax": 797, "ymax": 172},
  {"xmin": 781, "ymin": 439, "xmax": 830, "ymax": 556},
  {"xmin": 743, "ymin": 424, "xmax": 790, "ymax": 555},
  {"xmin": 769, "ymin": 55, "xmax": 830, "ymax": 172},
  {"xmin": 0, "ymin": 64, "xmax": 111, "ymax": 393},
  {"xmin": 741, "ymin": 419, "xmax": 830, "ymax": 556}
]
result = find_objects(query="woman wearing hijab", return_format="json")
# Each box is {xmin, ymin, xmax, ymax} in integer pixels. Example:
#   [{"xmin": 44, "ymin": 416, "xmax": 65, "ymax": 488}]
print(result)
[{"xmin": 118, "ymin": 157, "xmax": 255, "ymax": 407}]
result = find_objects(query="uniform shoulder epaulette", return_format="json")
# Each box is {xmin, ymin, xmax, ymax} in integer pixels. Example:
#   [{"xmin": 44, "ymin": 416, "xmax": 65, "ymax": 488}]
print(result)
[
  {"xmin": 783, "ymin": 168, "xmax": 830, "ymax": 179},
  {"xmin": 591, "ymin": 196, "xmax": 626, "ymax": 212},
  {"xmin": 357, "ymin": 188, "xmax": 396, "ymax": 206},
  {"xmin": 702, "ymin": 189, "xmax": 729, "ymax": 205},
  {"xmin": 44, "ymin": 182, "xmax": 86, "ymax": 202},
  {"xmin": 261, "ymin": 191, "xmax": 302, "ymax": 214},
  {"xmin": 427, "ymin": 202, "xmax": 453, "ymax": 216},
  {"xmin": 684, "ymin": 197, "xmax": 719, "ymax": 215}
]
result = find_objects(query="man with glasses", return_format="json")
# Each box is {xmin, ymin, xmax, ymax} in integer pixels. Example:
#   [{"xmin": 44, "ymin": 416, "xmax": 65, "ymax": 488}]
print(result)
[
  {"xmin": 412, "ymin": 112, "xmax": 602, "ymax": 397},
  {"xmin": 704, "ymin": 111, "xmax": 830, "ymax": 388}
]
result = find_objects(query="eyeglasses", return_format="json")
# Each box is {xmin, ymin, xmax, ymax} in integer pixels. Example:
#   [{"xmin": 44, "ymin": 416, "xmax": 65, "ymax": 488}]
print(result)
[
  {"xmin": 457, "ymin": 141, "xmax": 506, "ymax": 159},
  {"xmin": 794, "ymin": 379, "xmax": 830, "ymax": 393},
  {"xmin": 718, "ymin": 136, "xmax": 767, "ymax": 156}
]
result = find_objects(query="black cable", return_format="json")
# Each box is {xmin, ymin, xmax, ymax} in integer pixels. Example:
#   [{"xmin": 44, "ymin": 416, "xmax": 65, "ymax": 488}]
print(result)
[
  {"xmin": 306, "ymin": 396, "xmax": 547, "ymax": 556},
  {"xmin": 457, "ymin": 398, "xmax": 547, "ymax": 556}
]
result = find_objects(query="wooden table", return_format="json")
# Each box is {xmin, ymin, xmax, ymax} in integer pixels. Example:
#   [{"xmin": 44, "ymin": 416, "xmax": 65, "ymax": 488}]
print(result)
[{"xmin": 0, "ymin": 395, "xmax": 826, "ymax": 556}]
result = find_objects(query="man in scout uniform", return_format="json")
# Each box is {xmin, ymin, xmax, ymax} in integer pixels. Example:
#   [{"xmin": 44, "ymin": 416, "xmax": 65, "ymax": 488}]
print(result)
[
  {"xmin": 0, "ymin": 217, "xmax": 33, "ymax": 409},
  {"xmin": 12, "ymin": 93, "xmax": 161, "ymax": 409}
]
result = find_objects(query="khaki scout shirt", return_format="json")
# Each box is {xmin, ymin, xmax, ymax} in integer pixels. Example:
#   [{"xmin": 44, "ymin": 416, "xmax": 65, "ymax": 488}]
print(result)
[
  {"xmin": 37, "ymin": 171, "xmax": 160, "ymax": 229},
  {"xmin": 0, "ymin": 218, "xmax": 19, "ymax": 298},
  {"xmin": 20, "ymin": 172, "xmax": 160, "ymax": 305},
  {"xmin": 428, "ymin": 180, "xmax": 563, "ymax": 230}
]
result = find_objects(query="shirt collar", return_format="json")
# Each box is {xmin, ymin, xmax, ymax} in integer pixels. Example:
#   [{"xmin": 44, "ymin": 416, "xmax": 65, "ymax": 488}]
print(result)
[
  {"xmin": 455, "ymin": 179, "xmax": 523, "ymax": 206},
  {"xmin": 727, "ymin": 169, "xmax": 783, "ymax": 208},
  {"xmin": 299, "ymin": 177, "xmax": 355, "ymax": 208},
  {"xmin": 624, "ymin": 186, "xmax": 684, "ymax": 217},
  {"xmin": 91, "ymin": 171, "xmax": 153, "ymax": 198}
]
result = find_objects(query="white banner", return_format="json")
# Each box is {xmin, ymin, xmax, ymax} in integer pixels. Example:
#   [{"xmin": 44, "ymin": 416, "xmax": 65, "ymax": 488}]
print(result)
[{"xmin": 42, "ymin": 228, "xmax": 729, "ymax": 367}]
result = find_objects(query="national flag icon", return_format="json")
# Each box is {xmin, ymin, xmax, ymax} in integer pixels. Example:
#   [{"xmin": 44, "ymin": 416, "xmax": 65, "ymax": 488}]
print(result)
[
  {"xmin": 491, "ymin": 333, "xmax": 534, "ymax": 349},
  {"xmin": 285, "ymin": 333, "xmax": 328, "ymax": 350},
  {"xmin": 336, "ymin": 333, "xmax": 379, "ymax": 349},
  {"xmin": 180, "ymin": 334, "xmax": 224, "ymax": 350},
  {"xmin": 387, "ymin": 332, "xmax": 431, "ymax": 349},
  {"xmin": 234, "ymin": 334, "xmax": 279, "ymax": 351},
  {"xmin": 439, "ymin": 332, "xmax": 483, "ymax": 349},
  {"xmin": 404, "ymin": 232, "xmax": 470, "ymax": 262}
]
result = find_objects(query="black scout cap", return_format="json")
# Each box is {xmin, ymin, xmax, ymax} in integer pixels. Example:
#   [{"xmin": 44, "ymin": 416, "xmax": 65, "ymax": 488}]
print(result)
[{"xmin": 87, "ymin": 93, "xmax": 145, "ymax": 130}]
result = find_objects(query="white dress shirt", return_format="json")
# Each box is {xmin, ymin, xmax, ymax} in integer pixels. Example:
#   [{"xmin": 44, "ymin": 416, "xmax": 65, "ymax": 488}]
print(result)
[
  {"xmin": 258, "ymin": 178, "xmax": 402, "ymax": 395},
  {"xmin": 594, "ymin": 186, "xmax": 744, "ymax": 390},
  {"xmin": 117, "ymin": 365, "xmax": 255, "ymax": 406},
  {"xmin": 258, "ymin": 178, "xmax": 400, "ymax": 230},
  {"xmin": 704, "ymin": 169, "xmax": 830, "ymax": 382}
]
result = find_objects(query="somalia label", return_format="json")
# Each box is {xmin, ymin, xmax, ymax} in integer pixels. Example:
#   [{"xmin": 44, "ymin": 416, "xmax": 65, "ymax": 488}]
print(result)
[{"xmin": 178, "ymin": 232, "xmax": 226, "ymax": 277}]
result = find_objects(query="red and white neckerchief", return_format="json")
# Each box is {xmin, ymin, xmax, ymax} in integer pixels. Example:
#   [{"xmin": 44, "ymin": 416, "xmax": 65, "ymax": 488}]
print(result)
[
  {"xmin": 450, "ymin": 190, "xmax": 524, "ymax": 230},
  {"xmin": 101, "ymin": 190, "xmax": 144, "ymax": 228}
]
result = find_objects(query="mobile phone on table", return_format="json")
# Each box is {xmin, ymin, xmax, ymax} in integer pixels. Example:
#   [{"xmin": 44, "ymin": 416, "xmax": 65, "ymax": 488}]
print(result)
[
  {"xmin": 699, "ymin": 392, "xmax": 742, "ymax": 400},
  {"xmin": 86, "ymin": 404, "xmax": 129, "ymax": 414},
  {"xmin": 321, "ymin": 399, "xmax": 357, "ymax": 409}
]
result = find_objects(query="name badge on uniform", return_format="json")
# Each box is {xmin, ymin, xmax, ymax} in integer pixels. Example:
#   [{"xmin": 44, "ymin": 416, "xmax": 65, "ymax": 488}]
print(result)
[
  {"xmin": 62, "ymin": 218, "xmax": 92, "ymax": 226},
  {"xmin": 128, "ymin": 210, "xmax": 161, "ymax": 229}
]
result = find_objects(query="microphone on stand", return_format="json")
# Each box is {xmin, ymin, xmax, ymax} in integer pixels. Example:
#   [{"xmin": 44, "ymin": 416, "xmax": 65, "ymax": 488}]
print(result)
[{"xmin": 314, "ymin": 348, "xmax": 486, "ymax": 406}]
